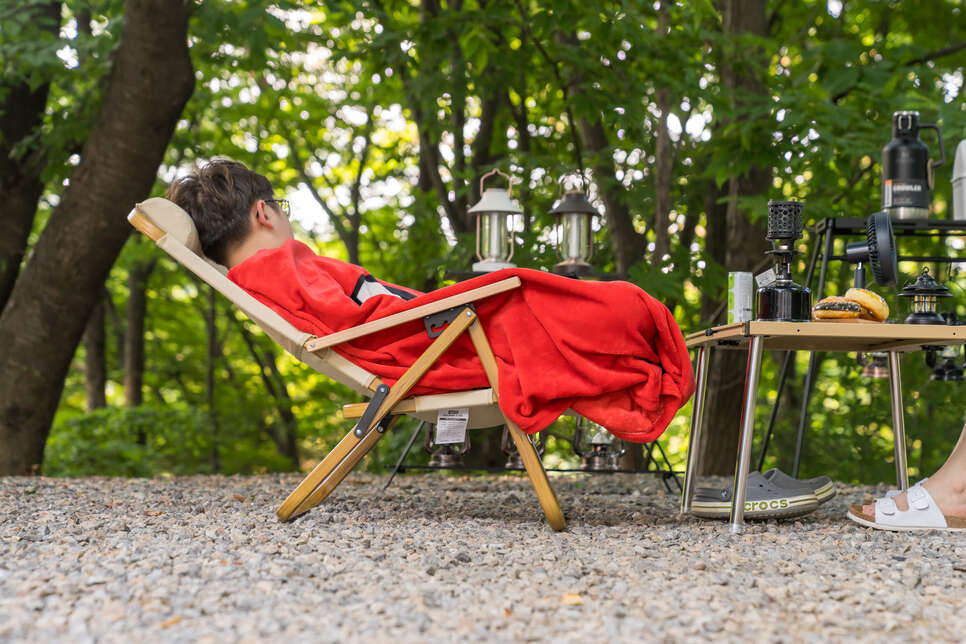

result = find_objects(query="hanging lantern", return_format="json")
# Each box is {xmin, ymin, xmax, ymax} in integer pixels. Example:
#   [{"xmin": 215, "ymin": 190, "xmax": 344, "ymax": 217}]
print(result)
[
  {"xmin": 549, "ymin": 182, "xmax": 599, "ymax": 277},
  {"xmin": 898, "ymin": 267, "xmax": 951, "ymax": 324},
  {"xmin": 857, "ymin": 352, "xmax": 890, "ymax": 379},
  {"xmin": 926, "ymin": 312, "xmax": 966, "ymax": 381},
  {"xmin": 572, "ymin": 417, "xmax": 625, "ymax": 471},
  {"xmin": 501, "ymin": 426, "xmax": 545, "ymax": 470},
  {"xmin": 469, "ymin": 169, "xmax": 522, "ymax": 272},
  {"xmin": 424, "ymin": 424, "xmax": 470, "ymax": 468},
  {"xmin": 927, "ymin": 344, "xmax": 966, "ymax": 381}
]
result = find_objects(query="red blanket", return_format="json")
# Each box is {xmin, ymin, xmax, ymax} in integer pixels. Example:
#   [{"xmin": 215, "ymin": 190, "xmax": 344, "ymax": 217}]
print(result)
[{"xmin": 229, "ymin": 240, "xmax": 694, "ymax": 442}]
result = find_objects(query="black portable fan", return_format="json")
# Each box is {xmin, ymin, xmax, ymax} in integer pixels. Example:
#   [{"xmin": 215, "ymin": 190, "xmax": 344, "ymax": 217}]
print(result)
[{"xmin": 844, "ymin": 211, "xmax": 898, "ymax": 288}]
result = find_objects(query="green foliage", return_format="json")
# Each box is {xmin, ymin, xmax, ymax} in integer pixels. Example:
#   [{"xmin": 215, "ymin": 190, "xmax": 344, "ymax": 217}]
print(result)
[
  {"xmin": 44, "ymin": 405, "xmax": 293, "ymax": 477},
  {"xmin": 29, "ymin": 0, "xmax": 966, "ymax": 482}
]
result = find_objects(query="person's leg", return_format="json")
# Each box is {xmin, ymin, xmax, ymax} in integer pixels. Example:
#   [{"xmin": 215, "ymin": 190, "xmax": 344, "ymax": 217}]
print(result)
[{"xmin": 863, "ymin": 422, "xmax": 966, "ymax": 517}]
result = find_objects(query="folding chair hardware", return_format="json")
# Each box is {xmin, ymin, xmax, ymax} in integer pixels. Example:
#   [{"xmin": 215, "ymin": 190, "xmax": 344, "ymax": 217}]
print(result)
[
  {"xmin": 424, "ymin": 303, "xmax": 476, "ymax": 338},
  {"xmin": 352, "ymin": 384, "xmax": 390, "ymax": 438}
]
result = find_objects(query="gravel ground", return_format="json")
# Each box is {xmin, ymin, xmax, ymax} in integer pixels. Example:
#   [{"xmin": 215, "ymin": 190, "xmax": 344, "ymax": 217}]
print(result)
[{"xmin": 2, "ymin": 471, "xmax": 965, "ymax": 643}]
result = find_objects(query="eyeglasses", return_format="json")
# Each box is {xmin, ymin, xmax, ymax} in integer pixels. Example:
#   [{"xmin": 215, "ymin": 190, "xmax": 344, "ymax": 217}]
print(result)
[{"xmin": 265, "ymin": 199, "xmax": 291, "ymax": 218}]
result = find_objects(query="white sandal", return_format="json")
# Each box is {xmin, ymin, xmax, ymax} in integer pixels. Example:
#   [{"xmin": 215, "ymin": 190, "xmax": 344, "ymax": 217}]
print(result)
[
  {"xmin": 883, "ymin": 477, "xmax": 928, "ymax": 499},
  {"xmin": 847, "ymin": 483, "xmax": 966, "ymax": 531}
]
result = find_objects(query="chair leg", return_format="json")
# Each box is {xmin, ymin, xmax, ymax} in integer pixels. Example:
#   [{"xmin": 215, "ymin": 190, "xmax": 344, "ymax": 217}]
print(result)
[
  {"xmin": 277, "ymin": 307, "xmax": 478, "ymax": 522},
  {"xmin": 276, "ymin": 425, "xmax": 367, "ymax": 521},
  {"xmin": 506, "ymin": 420, "xmax": 566, "ymax": 531},
  {"xmin": 294, "ymin": 417, "xmax": 398, "ymax": 515},
  {"xmin": 466, "ymin": 320, "xmax": 566, "ymax": 531}
]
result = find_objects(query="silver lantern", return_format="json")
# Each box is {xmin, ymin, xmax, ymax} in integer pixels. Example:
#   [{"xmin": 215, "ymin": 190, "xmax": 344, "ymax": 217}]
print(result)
[{"xmin": 469, "ymin": 169, "xmax": 522, "ymax": 272}]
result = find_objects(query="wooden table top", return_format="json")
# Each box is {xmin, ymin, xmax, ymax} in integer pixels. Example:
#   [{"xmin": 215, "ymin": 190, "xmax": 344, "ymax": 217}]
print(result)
[{"xmin": 685, "ymin": 321, "xmax": 966, "ymax": 353}]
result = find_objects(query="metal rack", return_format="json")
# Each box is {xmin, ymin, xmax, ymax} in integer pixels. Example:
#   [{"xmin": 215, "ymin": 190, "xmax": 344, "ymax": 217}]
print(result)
[{"xmin": 758, "ymin": 217, "xmax": 966, "ymax": 476}]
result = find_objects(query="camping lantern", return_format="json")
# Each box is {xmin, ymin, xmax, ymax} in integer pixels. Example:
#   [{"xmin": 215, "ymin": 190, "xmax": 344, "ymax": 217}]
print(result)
[
  {"xmin": 857, "ymin": 352, "xmax": 890, "ymax": 379},
  {"xmin": 898, "ymin": 267, "xmax": 951, "ymax": 324},
  {"xmin": 469, "ymin": 169, "xmax": 522, "ymax": 272},
  {"xmin": 424, "ymin": 424, "xmax": 470, "ymax": 468},
  {"xmin": 572, "ymin": 417, "xmax": 625, "ymax": 471},
  {"xmin": 501, "ymin": 426, "xmax": 545, "ymax": 470},
  {"xmin": 926, "ymin": 312, "xmax": 966, "ymax": 381},
  {"xmin": 550, "ymin": 186, "xmax": 599, "ymax": 277},
  {"xmin": 927, "ymin": 344, "xmax": 966, "ymax": 381}
]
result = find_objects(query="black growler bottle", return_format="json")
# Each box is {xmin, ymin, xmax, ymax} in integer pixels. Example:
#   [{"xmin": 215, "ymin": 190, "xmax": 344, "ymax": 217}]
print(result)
[{"xmin": 881, "ymin": 111, "xmax": 944, "ymax": 220}]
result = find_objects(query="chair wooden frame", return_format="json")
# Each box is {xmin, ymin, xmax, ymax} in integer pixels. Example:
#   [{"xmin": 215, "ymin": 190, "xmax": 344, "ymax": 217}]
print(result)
[{"xmin": 128, "ymin": 198, "xmax": 565, "ymax": 531}]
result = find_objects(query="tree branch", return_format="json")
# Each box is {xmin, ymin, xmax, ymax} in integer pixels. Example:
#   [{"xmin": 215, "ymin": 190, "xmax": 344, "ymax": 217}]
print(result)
[
  {"xmin": 349, "ymin": 110, "xmax": 375, "ymax": 222},
  {"xmin": 905, "ymin": 41, "xmax": 966, "ymax": 66},
  {"xmin": 511, "ymin": 0, "xmax": 586, "ymax": 177}
]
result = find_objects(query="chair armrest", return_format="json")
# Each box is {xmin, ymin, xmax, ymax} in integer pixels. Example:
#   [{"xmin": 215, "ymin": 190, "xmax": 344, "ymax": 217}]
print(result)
[{"xmin": 304, "ymin": 275, "xmax": 522, "ymax": 352}]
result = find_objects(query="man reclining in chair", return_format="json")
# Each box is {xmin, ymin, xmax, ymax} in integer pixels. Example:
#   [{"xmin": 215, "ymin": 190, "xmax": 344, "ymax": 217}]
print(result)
[{"xmin": 166, "ymin": 159, "xmax": 694, "ymax": 443}]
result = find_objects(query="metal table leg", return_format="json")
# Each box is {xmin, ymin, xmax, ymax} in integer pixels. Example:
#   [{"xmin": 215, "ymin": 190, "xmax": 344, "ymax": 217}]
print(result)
[
  {"xmin": 730, "ymin": 336, "xmax": 764, "ymax": 534},
  {"xmin": 680, "ymin": 346, "xmax": 710, "ymax": 514},
  {"xmin": 888, "ymin": 351, "xmax": 909, "ymax": 492}
]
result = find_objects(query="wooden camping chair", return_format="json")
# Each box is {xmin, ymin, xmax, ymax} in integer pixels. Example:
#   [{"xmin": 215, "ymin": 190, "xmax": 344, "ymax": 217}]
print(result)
[{"xmin": 127, "ymin": 197, "xmax": 565, "ymax": 530}]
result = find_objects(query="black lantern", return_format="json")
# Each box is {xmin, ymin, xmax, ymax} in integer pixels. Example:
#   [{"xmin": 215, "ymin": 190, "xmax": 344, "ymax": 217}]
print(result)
[
  {"xmin": 898, "ymin": 267, "xmax": 951, "ymax": 324},
  {"xmin": 925, "ymin": 312, "xmax": 966, "ymax": 381},
  {"xmin": 469, "ymin": 169, "xmax": 522, "ymax": 272},
  {"xmin": 926, "ymin": 345, "xmax": 965, "ymax": 381},
  {"xmin": 549, "ymin": 188, "xmax": 599, "ymax": 277}
]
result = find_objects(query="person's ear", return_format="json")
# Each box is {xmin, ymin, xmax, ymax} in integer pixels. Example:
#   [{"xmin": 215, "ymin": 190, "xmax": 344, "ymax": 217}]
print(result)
[{"xmin": 252, "ymin": 200, "xmax": 276, "ymax": 229}]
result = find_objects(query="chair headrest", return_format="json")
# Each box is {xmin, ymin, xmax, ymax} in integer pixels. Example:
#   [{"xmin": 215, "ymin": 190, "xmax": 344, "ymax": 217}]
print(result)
[{"xmin": 137, "ymin": 197, "xmax": 204, "ymax": 256}]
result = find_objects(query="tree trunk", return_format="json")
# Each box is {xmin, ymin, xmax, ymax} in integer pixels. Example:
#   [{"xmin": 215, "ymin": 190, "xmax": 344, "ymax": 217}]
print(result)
[
  {"xmin": 0, "ymin": 0, "xmax": 194, "ymax": 475},
  {"xmin": 551, "ymin": 27, "xmax": 644, "ymax": 276},
  {"xmin": 652, "ymin": 90, "xmax": 673, "ymax": 265},
  {"xmin": 236, "ymin": 319, "xmax": 300, "ymax": 467},
  {"xmin": 701, "ymin": 180, "xmax": 730, "ymax": 324},
  {"xmin": 0, "ymin": 1, "xmax": 62, "ymax": 314},
  {"xmin": 577, "ymin": 118, "xmax": 644, "ymax": 277},
  {"xmin": 652, "ymin": 4, "xmax": 674, "ymax": 265},
  {"xmin": 696, "ymin": 0, "xmax": 773, "ymax": 476},
  {"xmin": 125, "ymin": 255, "xmax": 155, "ymax": 445},
  {"xmin": 206, "ymin": 286, "xmax": 221, "ymax": 473},
  {"xmin": 124, "ymin": 256, "xmax": 156, "ymax": 409},
  {"xmin": 83, "ymin": 296, "xmax": 107, "ymax": 411}
]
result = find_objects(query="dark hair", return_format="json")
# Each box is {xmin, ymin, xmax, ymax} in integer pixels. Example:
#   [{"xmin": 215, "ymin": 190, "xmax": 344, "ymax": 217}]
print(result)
[{"xmin": 166, "ymin": 158, "xmax": 273, "ymax": 264}]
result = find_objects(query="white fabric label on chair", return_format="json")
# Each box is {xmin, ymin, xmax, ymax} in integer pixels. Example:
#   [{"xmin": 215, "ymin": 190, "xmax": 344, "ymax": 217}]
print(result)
[{"xmin": 435, "ymin": 408, "xmax": 469, "ymax": 444}]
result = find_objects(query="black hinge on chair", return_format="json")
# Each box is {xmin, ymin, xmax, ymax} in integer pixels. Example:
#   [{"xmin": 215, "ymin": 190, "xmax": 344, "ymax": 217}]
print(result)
[
  {"xmin": 376, "ymin": 416, "xmax": 393, "ymax": 434},
  {"xmin": 353, "ymin": 384, "xmax": 390, "ymax": 438},
  {"xmin": 423, "ymin": 303, "xmax": 475, "ymax": 338}
]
